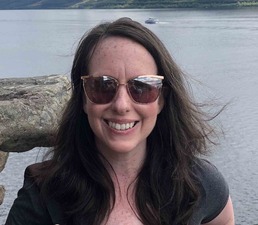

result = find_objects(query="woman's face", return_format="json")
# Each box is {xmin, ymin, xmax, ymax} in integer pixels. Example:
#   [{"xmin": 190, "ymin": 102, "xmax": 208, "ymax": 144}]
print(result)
[{"xmin": 83, "ymin": 36, "xmax": 164, "ymax": 157}]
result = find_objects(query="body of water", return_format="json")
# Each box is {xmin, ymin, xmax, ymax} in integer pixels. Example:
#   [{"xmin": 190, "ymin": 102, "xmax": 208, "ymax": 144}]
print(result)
[{"xmin": 1, "ymin": 8, "xmax": 258, "ymax": 224}]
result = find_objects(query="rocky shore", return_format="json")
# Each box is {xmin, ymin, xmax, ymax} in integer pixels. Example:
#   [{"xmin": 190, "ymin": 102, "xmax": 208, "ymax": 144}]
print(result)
[{"xmin": 0, "ymin": 74, "xmax": 71, "ymax": 204}]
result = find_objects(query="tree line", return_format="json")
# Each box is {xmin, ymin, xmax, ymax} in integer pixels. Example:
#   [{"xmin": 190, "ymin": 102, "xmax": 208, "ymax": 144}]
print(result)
[{"xmin": 0, "ymin": 0, "xmax": 258, "ymax": 9}]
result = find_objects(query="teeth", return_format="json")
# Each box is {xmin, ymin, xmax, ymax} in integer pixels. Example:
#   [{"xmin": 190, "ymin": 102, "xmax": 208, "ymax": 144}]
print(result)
[{"xmin": 108, "ymin": 121, "xmax": 135, "ymax": 131}]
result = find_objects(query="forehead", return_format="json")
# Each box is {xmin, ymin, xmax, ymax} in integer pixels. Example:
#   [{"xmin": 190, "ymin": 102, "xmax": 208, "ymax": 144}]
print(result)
[
  {"xmin": 92, "ymin": 36, "xmax": 151, "ymax": 59},
  {"xmin": 97, "ymin": 36, "xmax": 137, "ymax": 49},
  {"xmin": 89, "ymin": 36, "xmax": 157, "ymax": 72}
]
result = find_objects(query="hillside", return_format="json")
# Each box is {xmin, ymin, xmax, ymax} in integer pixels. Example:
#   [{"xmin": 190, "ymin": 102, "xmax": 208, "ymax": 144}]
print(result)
[{"xmin": 0, "ymin": 0, "xmax": 258, "ymax": 9}]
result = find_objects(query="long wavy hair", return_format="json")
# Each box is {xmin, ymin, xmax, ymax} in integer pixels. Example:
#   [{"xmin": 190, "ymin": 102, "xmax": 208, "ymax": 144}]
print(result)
[{"xmin": 38, "ymin": 17, "xmax": 217, "ymax": 225}]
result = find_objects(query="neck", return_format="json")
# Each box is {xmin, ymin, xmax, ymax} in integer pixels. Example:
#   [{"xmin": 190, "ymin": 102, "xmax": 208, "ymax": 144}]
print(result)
[{"xmin": 100, "ymin": 148, "xmax": 146, "ymax": 197}]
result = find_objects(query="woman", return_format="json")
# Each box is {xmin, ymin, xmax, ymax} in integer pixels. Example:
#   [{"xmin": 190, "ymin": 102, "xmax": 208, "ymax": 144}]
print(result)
[{"xmin": 5, "ymin": 17, "xmax": 234, "ymax": 225}]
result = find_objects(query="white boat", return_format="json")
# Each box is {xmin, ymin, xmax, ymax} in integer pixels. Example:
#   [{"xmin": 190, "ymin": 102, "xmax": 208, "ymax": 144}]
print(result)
[{"xmin": 145, "ymin": 17, "xmax": 159, "ymax": 24}]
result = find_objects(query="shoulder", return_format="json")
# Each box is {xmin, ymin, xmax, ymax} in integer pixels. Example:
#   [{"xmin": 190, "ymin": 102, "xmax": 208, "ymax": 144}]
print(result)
[
  {"xmin": 193, "ymin": 158, "xmax": 229, "ymax": 192},
  {"xmin": 25, "ymin": 160, "xmax": 51, "ymax": 176},
  {"xmin": 24, "ymin": 160, "xmax": 52, "ymax": 186},
  {"xmin": 5, "ymin": 161, "xmax": 65, "ymax": 225},
  {"xmin": 5, "ymin": 161, "xmax": 52, "ymax": 224},
  {"xmin": 191, "ymin": 158, "xmax": 230, "ymax": 223}
]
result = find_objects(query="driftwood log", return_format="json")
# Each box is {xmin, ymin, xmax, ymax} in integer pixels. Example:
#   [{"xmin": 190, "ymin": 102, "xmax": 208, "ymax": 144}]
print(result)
[{"xmin": 0, "ymin": 74, "xmax": 71, "ymax": 205}]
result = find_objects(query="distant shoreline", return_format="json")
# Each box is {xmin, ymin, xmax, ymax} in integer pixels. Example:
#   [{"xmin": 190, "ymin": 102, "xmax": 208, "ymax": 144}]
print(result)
[
  {"xmin": 1, "ymin": 6, "xmax": 258, "ymax": 11},
  {"xmin": 1, "ymin": 2, "xmax": 258, "ymax": 10}
]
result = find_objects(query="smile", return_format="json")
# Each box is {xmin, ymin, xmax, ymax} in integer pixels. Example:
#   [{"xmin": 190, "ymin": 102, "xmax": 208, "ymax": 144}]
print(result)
[{"xmin": 107, "ymin": 121, "xmax": 136, "ymax": 131}]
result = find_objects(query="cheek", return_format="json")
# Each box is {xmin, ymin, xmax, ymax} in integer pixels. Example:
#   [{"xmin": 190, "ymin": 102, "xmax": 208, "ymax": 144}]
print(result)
[
  {"xmin": 140, "ymin": 107, "xmax": 160, "ymax": 138},
  {"xmin": 83, "ymin": 102, "xmax": 104, "ymax": 128},
  {"xmin": 83, "ymin": 103, "xmax": 100, "ymax": 135},
  {"xmin": 83, "ymin": 101, "xmax": 98, "ymax": 118},
  {"xmin": 141, "ymin": 104, "xmax": 161, "ymax": 124},
  {"xmin": 83, "ymin": 97, "xmax": 97, "ymax": 116}
]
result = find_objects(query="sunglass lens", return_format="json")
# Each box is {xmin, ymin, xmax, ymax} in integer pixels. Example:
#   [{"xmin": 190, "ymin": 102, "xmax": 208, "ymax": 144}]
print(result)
[
  {"xmin": 128, "ymin": 78, "xmax": 160, "ymax": 103},
  {"xmin": 85, "ymin": 76, "xmax": 117, "ymax": 104}
]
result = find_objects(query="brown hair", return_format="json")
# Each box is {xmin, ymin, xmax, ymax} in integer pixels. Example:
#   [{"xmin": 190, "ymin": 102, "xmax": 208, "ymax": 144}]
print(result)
[{"xmin": 39, "ymin": 17, "xmax": 216, "ymax": 225}]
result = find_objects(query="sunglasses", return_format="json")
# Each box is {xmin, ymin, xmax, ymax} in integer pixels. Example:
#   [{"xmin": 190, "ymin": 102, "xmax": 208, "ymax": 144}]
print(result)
[{"xmin": 81, "ymin": 75, "xmax": 164, "ymax": 104}]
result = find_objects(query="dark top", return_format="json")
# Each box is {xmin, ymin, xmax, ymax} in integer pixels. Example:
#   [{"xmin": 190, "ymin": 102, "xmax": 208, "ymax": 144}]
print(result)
[{"xmin": 5, "ymin": 158, "xmax": 229, "ymax": 225}]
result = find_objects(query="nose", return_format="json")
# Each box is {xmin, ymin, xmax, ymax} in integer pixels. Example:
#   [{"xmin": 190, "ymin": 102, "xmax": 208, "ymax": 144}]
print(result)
[{"xmin": 111, "ymin": 85, "xmax": 131, "ymax": 114}]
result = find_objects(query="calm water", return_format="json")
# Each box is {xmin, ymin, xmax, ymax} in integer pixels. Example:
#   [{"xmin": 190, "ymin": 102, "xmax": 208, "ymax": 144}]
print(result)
[{"xmin": 1, "ymin": 8, "xmax": 258, "ymax": 224}]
